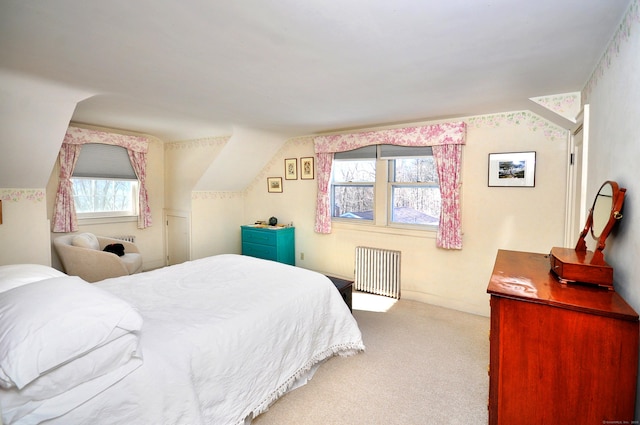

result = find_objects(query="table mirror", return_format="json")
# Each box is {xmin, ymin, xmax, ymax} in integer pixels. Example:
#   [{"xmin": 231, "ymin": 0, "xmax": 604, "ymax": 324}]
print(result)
[
  {"xmin": 550, "ymin": 180, "xmax": 626, "ymax": 289},
  {"xmin": 575, "ymin": 180, "xmax": 626, "ymax": 261}
]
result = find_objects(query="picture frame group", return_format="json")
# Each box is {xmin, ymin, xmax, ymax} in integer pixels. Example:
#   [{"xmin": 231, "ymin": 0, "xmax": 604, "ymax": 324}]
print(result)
[{"xmin": 267, "ymin": 156, "xmax": 315, "ymax": 193}]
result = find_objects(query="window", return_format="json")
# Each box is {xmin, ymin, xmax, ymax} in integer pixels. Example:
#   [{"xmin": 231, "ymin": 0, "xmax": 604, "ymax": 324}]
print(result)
[
  {"xmin": 389, "ymin": 157, "xmax": 440, "ymax": 226},
  {"xmin": 72, "ymin": 178, "xmax": 139, "ymax": 217},
  {"xmin": 330, "ymin": 145, "xmax": 439, "ymax": 229},
  {"xmin": 331, "ymin": 146, "xmax": 376, "ymax": 221},
  {"xmin": 71, "ymin": 143, "xmax": 139, "ymax": 218},
  {"xmin": 331, "ymin": 159, "xmax": 376, "ymax": 220}
]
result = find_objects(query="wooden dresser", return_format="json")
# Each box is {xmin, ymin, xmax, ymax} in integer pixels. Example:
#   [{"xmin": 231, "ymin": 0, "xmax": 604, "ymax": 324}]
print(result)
[{"xmin": 487, "ymin": 249, "xmax": 639, "ymax": 425}]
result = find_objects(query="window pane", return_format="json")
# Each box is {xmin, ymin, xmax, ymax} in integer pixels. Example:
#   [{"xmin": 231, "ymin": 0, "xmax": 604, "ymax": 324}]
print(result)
[
  {"xmin": 391, "ymin": 186, "xmax": 440, "ymax": 225},
  {"xmin": 72, "ymin": 178, "xmax": 137, "ymax": 215},
  {"xmin": 332, "ymin": 185, "xmax": 374, "ymax": 220},
  {"xmin": 332, "ymin": 160, "xmax": 376, "ymax": 183},
  {"xmin": 393, "ymin": 158, "xmax": 438, "ymax": 183},
  {"xmin": 331, "ymin": 159, "xmax": 375, "ymax": 221}
]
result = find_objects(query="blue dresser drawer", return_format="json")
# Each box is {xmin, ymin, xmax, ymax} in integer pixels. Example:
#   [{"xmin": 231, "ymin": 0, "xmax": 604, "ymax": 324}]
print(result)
[
  {"xmin": 242, "ymin": 242, "xmax": 277, "ymax": 261},
  {"xmin": 242, "ymin": 228, "xmax": 277, "ymax": 245}
]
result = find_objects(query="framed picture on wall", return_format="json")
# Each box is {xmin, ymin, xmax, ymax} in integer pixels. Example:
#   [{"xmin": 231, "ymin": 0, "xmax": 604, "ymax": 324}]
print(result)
[
  {"xmin": 284, "ymin": 158, "xmax": 297, "ymax": 180},
  {"xmin": 300, "ymin": 157, "xmax": 315, "ymax": 180},
  {"xmin": 267, "ymin": 177, "xmax": 283, "ymax": 193},
  {"xmin": 488, "ymin": 151, "xmax": 536, "ymax": 187}
]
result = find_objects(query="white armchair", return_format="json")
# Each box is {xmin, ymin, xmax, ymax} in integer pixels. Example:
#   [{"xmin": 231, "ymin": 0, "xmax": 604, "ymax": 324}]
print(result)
[{"xmin": 53, "ymin": 233, "xmax": 143, "ymax": 283}]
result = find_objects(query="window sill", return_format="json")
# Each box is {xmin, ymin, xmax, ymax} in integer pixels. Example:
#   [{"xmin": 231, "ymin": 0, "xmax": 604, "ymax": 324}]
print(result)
[
  {"xmin": 331, "ymin": 220, "xmax": 437, "ymax": 239},
  {"xmin": 77, "ymin": 215, "xmax": 138, "ymax": 225}
]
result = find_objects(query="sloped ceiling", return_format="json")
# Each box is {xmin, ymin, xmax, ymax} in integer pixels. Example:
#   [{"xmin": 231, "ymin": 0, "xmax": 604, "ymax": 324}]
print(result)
[
  {"xmin": 0, "ymin": 1, "xmax": 631, "ymax": 142},
  {"xmin": 0, "ymin": 0, "xmax": 630, "ymax": 140}
]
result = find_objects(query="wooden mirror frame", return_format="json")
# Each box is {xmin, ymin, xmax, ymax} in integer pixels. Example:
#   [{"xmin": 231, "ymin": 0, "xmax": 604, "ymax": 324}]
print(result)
[{"xmin": 575, "ymin": 180, "xmax": 626, "ymax": 264}]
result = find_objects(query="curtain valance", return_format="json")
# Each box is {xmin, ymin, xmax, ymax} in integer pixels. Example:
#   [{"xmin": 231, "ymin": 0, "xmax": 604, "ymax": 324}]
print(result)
[
  {"xmin": 63, "ymin": 126, "xmax": 148, "ymax": 153},
  {"xmin": 314, "ymin": 121, "xmax": 466, "ymax": 154}
]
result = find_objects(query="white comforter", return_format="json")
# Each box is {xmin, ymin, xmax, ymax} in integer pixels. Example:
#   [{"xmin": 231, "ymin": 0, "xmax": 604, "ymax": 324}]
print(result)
[{"xmin": 46, "ymin": 254, "xmax": 364, "ymax": 425}]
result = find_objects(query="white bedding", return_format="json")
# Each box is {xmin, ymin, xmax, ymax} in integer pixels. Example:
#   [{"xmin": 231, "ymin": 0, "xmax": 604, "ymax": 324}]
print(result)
[{"xmin": 41, "ymin": 254, "xmax": 364, "ymax": 425}]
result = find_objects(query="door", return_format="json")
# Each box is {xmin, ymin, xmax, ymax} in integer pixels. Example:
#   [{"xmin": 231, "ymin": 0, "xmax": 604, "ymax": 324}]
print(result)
[{"xmin": 166, "ymin": 212, "xmax": 190, "ymax": 266}]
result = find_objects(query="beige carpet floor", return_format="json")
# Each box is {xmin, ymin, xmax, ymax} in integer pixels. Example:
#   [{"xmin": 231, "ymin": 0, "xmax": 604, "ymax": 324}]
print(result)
[{"xmin": 253, "ymin": 293, "xmax": 490, "ymax": 425}]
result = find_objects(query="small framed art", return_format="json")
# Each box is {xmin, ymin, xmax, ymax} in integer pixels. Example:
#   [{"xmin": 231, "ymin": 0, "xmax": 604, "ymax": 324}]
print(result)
[
  {"xmin": 267, "ymin": 177, "xmax": 283, "ymax": 193},
  {"xmin": 300, "ymin": 157, "xmax": 315, "ymax": 180},
  {"xmin": 284, "ymin": 158, "xmax": 297, "ymax": 180},
  {"xmin": 488, "ymin": 151, "xmax": 536, "ymax": 187}
]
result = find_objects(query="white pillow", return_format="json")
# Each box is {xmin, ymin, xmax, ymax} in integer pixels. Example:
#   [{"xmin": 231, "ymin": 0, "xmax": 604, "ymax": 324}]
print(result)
[
  {"xmin": 1, "ymin": 350, "xmax": 142, "ymax": 425},
  {"xmin": 0, "ymin": 276, "xmax": 143, "ymax": 389},
  {"xmin": 0, "ymin": 333, "xmax": 143, "ymax": 424},
  {"xmin": 0, "ymin": 264, "xmax": 66, "ymax": 293},
  {"xmin": 72, "ymin": 232, "xmax": 100, "ymax": 250}
]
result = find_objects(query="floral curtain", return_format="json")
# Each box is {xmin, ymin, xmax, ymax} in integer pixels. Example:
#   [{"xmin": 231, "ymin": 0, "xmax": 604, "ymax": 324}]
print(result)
[
  {"xmin": 432, "ymin": 144, "xmax": 463, "ymax": 249},
  {"xmin": 52, "ymin": 126, "xmax": 151, "ymax": 232},
  {"xmin": 128, "ymin": 150, "xmax": 152, "ymax": 229},
  {"xmin": 51, "ymin": 143, "xmax": 82, "ymax": 232},
  {"xmin": 313, "ymin": 121, "xmax": 466, "ymax": 249},
  {"xmin": 314, "ymin": 153, "xmax": 334, "ymax": 233}
]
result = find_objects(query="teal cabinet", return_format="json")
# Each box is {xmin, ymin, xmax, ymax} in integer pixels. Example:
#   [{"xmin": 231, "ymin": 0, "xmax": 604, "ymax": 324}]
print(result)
[{"xmin": 241, "ymin": 225, "xmax": 295, "ymax": 266}]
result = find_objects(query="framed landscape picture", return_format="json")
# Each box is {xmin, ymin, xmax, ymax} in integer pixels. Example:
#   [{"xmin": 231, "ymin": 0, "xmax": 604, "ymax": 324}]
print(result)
[
  {"xmin": 267, "ymin": 177, "xmax": 283, "ymax": 193},
  {"xmin": 488, "ymin": 151, "xmax": 536, "ymax": 187}
]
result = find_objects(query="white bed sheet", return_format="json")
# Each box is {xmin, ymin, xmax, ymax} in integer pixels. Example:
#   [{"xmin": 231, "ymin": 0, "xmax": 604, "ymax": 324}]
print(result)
[{"xmin": 44, "ymin": 254, "xmax": 364, "ymax": 425}]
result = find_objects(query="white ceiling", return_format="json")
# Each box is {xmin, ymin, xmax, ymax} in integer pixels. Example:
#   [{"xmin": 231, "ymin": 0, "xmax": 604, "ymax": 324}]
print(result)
[{"xmin": 0, "ymin": 0, "xmax": 631, "ymax": 141}]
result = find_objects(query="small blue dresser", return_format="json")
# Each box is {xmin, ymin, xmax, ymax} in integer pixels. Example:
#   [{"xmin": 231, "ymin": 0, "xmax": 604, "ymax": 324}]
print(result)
[{"xmin": 241, "ymin": 225, "xmax": 295, "ymax": 266}]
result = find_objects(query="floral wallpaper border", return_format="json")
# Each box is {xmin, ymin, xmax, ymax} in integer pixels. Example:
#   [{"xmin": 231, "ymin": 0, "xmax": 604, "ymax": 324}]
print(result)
[
  {"xmin": 583, "ymin": 0, "xmax": 639, "ymax": 101},
  {"xmin": 530, "ymin": 92, "xmax": 581, "ymax": 121},
  {"xmin": 466, "ymin": 111, "xmax": 567, "ymax": 142},
  {"xmin": 0, "ymin": 189, "xmax": 46, "ymax": 202},
  {"xmin": 191, "ymin": 191, "xmax": 245, "ymax": 200},
  {"xmin": 165, "ymin": 136, "xmax": 230, "ymax": 151}
]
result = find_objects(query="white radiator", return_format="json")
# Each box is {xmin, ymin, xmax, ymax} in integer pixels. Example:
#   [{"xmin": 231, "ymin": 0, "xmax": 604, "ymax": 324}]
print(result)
[
  {"xmin": 354, "ymin": 246, "xmax": 401, "ymax": 299},
  {"xmin": 111, "ymin": 235, "xmax": 136, "ymax": 243}
]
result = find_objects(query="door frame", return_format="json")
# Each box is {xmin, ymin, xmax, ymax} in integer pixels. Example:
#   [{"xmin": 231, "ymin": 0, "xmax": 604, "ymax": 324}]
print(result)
[{"xmin": 564, "ymin": 104, "xmax": 590, "ymax": 248}]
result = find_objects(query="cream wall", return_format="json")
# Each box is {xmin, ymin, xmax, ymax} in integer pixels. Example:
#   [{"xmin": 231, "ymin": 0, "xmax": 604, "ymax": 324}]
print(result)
[
  {"xmin": 0, "ymin": 190, "xmax": 51, "ymax": 265},
  {"xmin": 164, "ymin": 137, "xmax": 229, "ymax": 211},
  {"xmin": 583, "ymin": 3, "xmax": 640, "ymax": 309},
  {"xmin": 45, "ymin": 125, "xmax": 166, "ymax": 271},
  {"xmin": 191, "ymin": 192, "xmax": 245, "ymax": 259},
  {"xmin": 241, "ymin": 114, "xmax": 568, "ymax": 316},
  {"xmin": 579, "ymin": 3, "xmax": 640, "ymax": 415}
]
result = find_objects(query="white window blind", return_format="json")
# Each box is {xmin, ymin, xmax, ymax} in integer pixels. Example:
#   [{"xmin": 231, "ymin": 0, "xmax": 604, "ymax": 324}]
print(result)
[
  {"xmin": 334, "ymin": 145, "xmax": 433, "ymax": 160},
  {"xmin": 72, "ymin": 143, "xmax": 137, "ymax": 179},
  {"xmin": 334, "ymin": 145, "xmax": 377, "ymax": 160},
  {"xmin": 378, "ymin": 145, "xmax": 433, "ymax": 159}
]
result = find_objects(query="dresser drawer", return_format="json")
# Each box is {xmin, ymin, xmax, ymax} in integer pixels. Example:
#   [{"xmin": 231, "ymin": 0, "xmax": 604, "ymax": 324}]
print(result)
[
  {"xmin": 242, "ymin": 228, "xmax": 277, "ymax": 246},
  {"xmin": 242, "ymin": 242, "xmax": 278, "ymax": 261},
  {"xmin": 549, "ymin": 254, "xmax": 563, "ymax": 277}
]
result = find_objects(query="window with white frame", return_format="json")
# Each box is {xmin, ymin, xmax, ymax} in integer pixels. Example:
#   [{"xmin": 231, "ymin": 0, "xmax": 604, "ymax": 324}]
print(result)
[
  {"xmin": 71, "ymin": 143, "xmax": 139, "ymax": 218},
  {"xmin": 385, "ymin": 145, "xmax": 440, "ymax": 227},
  {"xmin": 331, "ymin": 146, "xmax": 376, "ymax": 221},
  {"xmin": 330, "ymin": 145, "xmax": 439, "ymax": 228}
]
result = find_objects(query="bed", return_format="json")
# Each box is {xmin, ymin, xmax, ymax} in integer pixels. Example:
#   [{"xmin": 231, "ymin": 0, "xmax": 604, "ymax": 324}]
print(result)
[{"xmin": 0, "ymin": 254, "xmax": 365, "ymax": 425}]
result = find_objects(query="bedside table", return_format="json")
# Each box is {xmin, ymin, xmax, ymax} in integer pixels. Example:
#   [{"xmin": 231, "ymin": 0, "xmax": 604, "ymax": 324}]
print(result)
[{"xmin": 325, "ymin": 276, "xmax": 353, "ymax": 312}]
